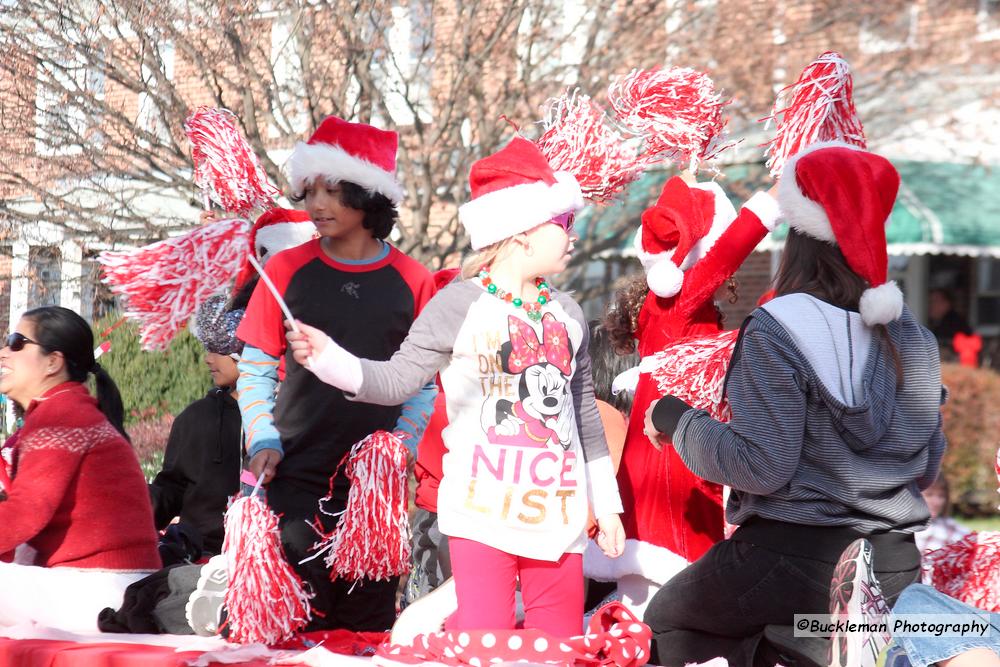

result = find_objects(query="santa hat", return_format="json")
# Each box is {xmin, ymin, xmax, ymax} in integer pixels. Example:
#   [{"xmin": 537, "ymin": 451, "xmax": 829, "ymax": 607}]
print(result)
[
  {"xmin": 778, "ymin": 141, "xmax": 902, "ymax": 325},
  {"xmin": 234, "ymin": 208, "xmax": 316, "ymax": 288},
  {"xmin": 459, "ymin": 137, "xmax": 584, "ymax": 251},
  {"xmin": 287, "ymin": 116, "xmax": 405, "ymax": 204},
  {"xmin": 633, "ymin": 176, "xmax": 738, "ymax": 298}
]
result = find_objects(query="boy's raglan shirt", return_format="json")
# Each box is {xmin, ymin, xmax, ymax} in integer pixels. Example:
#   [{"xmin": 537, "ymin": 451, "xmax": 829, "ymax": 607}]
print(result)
[
  {"xmin": 350, "ymin": 280, "xmax": 623, "ymax": 561},
  {"xmin": 237, "ymin": 239, "xmax": 435, "ymax": 500}
]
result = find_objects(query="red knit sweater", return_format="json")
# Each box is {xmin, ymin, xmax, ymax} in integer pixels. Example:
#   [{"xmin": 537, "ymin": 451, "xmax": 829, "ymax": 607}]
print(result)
[{"xmin": 0, "ymin": 382, "xmax": 161, "ymax": 570}]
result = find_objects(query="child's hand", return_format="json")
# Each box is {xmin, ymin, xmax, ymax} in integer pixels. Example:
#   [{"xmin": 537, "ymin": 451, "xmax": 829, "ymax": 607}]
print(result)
[
  {"xmin": 285, "ymin": 320, "xmax": 330, "ymax": 367},
  {"xmin": 644, "ymin": 400, "xmax": 665, "ymax": 450},
  {"xmin": 596, "ymin": 514, "xmax": 625, "ymax": 558},
  {"xmin": 249, "ymin": 449, "xmax": 281, "ymax": 485}
]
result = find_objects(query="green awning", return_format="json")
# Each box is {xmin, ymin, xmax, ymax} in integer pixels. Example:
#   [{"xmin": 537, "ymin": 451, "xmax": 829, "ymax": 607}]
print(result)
[
  {"xmin": 757, "ymin": 161, "xmax": 1000, "ymax": 257},
  {"xmin": 595, "ymin": 160, "xmax": 1000, "ymax": 259}
]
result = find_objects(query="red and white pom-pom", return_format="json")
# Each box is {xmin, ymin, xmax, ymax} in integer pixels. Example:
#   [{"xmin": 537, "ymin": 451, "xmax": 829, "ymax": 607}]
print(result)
[
  {"xmin": 641, "ymin": 330, "xmax": 739, "ymax": 421},
  {"xmin": 762, "ymin": 51, "xmax": 867, "ymax": 177},
  {"xmin": 923, "ymin": 531, "xmax": 1000, "ymax": 612},
  {"xmin": 608, "ymin": 67, "xmax": 733, "ymax": 170},
  {"xmin": 184, "ymin": 107, "xmax": 280, "ymax": 216},
  {"xmin": 313, "ymin": 431, "xmax": 411, "ymax": 582},
  {"xmin": 536, "ymin": 92, "xmax": 643, "ymax": 203},
  {"xmin": 99, "ymin": 218, "xmax": 249, "ymax": 351},
  {"xmin": 222, "ymin": 492, "xmax": 312, "ymax": 645}
]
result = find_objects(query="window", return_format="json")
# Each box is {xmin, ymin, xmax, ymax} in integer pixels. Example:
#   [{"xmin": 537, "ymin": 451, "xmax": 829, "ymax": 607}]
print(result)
[
  {"xmin": 859, "ymin": 4, "xmax": 919, "ymax": 54},
  {"xmin": 379, "ymin": 2, "xmax": 434, "ymax": 126},
  {"xmin": 136, "ymin": 41, "xmax": 175, "ymax": 148},
  {"xmin": 665, "ymin": 0, "xmax": 719, "ymax": 62},
  {"xmin": 976, "ymin": 257, "xmax": 1000, "ymax": 331},
  {"xmin": 978, "ymin": 0, "xmax": 1000, "ymax": 41},
  {"xmin": 27, "ymin": 247, "xmax": 61, "ymax": 308},
  {"xmin": 269, "ymin": 15, "xmax": 308, "ymax": 137},
  {"xmin": 35, "ymin": 55, "xmax": 105, "ymax": 156}
]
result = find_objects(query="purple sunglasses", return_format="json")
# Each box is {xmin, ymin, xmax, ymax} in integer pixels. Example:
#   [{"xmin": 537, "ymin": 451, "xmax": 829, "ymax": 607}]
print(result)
[{"xmin": 550, "ymin": 212, "xmax": 575, "ymax": 232}]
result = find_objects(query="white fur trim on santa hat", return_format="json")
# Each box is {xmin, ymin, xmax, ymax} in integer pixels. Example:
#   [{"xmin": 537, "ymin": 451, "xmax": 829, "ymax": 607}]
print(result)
[
  {"xmin": 255, "ymin": 221, "xmax": 317, "ymax": 263},
  {"xmin": 778, "ymin": 140, "xmax": 865, "ymax": 243},
  {"xmin": 287, "ymin": 141, "xmax": 405, "ymax": 204},
  {"xmin": 583, "ymin": 538, "xmax": 690, "ymax": 584},
  {"xmin": 459, "ymin": 171, "xmax": 584, "ymax": 250},
  {"xmin": 678, "ymin": 181, "xmax": 740, "ymax": 271},
  {"xmin": 860, "ymin": 280, "xmax": 904, "ymax": 326}
]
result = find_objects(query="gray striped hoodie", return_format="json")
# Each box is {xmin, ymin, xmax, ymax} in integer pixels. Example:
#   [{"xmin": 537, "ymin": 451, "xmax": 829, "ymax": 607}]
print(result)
[{"xmin": 673, "ymin": 294, "xmax": 945, "ymax": 534}]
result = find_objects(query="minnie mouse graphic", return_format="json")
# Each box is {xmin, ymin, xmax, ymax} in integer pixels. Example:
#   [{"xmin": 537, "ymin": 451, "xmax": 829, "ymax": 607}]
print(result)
[{"xmin": 485, "ymin": 314, "xmax": 575, "ymax": 450}]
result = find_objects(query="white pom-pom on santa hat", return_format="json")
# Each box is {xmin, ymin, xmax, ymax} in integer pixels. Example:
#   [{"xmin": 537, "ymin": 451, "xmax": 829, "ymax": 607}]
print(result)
[
  {"xmin": 459, "ymin": 137, "xmax": 584, "ymax": 251},
  {"xmin": 631, "ymin": 228, "xmax": 683, "ymax": 298},
  {"xmin": 646, "ymin": 256, "xmax": 685, "ymax": 298},
  {"xmin": 779, "ymin": 141, "xmax": 904, "ymax": 325},
  {"xmin": 288, "ymin": 116, "xmax": 405, "ymax": 203},
  {"xmin": 860, "ymin": 281, "xmax": 904, "ymax": 326}
]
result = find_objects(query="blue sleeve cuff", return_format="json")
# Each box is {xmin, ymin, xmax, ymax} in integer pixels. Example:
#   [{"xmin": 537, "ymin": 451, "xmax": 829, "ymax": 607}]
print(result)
[
  {"xmin": 393, "ymin": 381, "xmax": 439, "ymax": 458},
  {"xmin": 247, "ymin": 437, "xmax": 284, "ymax": 460}
]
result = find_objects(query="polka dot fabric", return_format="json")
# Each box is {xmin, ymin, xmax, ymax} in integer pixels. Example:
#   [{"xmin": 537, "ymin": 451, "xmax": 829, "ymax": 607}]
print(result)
[{"xmin": 374, "ymin": 602, "xmax": 651, "ymax": 666}]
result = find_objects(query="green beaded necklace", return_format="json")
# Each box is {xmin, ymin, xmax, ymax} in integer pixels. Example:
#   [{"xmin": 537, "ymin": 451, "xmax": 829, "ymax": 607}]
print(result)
[{"xmin": 478, "ymin": 266, "xmax": 550, "ymax": 321}]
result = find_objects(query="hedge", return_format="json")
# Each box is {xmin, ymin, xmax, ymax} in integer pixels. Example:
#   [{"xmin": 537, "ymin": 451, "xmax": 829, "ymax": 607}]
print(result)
[
  {"xmin": 940, "ymin": 363, "xmax": 1000, "ymax": 516},
  {"xmin": 92, "ymin": 313, "xmax": 210, "ymax": 425}
]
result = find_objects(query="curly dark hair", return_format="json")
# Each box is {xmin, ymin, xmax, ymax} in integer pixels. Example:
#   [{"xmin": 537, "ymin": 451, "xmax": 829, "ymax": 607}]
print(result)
[
  {"xmin": 605, "ymin": 273, "xmax": 739, "ymax": 351},
  {"xmin": 604, "ymin": 274, "xmax": 649, "ymax": 356},
  {"xmin": 289, "ymin": 180, "xmax": 398, "ymax": 240}
]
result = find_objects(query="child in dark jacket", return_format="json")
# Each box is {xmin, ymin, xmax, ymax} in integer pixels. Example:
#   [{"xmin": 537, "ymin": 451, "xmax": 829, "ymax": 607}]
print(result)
[{"xmin": 149, "ymin": 296, "xmax": 244, "ymax": 564}]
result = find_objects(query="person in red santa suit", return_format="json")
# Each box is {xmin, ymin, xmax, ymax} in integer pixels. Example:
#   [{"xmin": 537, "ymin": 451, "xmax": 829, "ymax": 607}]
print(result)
[
  {"xmin": 0, "ymin": 306, "xmax": 161, "ymax": 632},
  {"xmin": 588, "ymin": 173, "xmax": 779, "ymax": 617}
]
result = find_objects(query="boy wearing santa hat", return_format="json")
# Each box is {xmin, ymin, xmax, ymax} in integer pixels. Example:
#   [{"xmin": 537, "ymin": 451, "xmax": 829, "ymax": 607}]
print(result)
[{"xmin": 236, "ymin": 117, "xmax": 436, "ymax": 631}]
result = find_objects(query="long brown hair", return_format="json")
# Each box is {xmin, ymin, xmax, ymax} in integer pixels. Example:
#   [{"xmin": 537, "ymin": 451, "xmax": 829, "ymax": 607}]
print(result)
[{"xmin": 774, "ymin": 229, "xmax": 902, "ymax": 386}]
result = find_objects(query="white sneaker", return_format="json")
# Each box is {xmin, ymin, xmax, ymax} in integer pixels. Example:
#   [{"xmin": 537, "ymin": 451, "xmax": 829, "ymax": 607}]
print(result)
[
  {"xmin": 390, "ymin": 576, "xmax": 457, "ymax": 646},
  {"xmin": 186, "ymin": 555, "xmax": 229, "ymax": 636},
  {"xmin": 828, "ymin": 539, "xmax": 891, "ymax": 667}
]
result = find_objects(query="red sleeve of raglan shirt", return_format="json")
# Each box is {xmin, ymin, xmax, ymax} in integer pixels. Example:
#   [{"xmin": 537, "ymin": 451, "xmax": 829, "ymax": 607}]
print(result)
[
  {"xmin": 390, "ymin": 248, "xmax": 436, "ymax": 317},
  {"xmin": 237, "ymin": 243, "xmax": 315, "ymax": 358}
]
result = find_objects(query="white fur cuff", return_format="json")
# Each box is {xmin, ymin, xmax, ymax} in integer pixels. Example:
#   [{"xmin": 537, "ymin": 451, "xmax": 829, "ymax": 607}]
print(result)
[{"xmin": 743, "ymin": 191, "xmax": 780, "ymax": 232}]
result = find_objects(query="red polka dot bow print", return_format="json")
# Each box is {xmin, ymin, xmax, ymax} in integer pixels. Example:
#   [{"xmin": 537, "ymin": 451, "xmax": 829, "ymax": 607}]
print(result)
[{"xmin": 506, "ymin": 314, "xmax": 572, "ymax": 376}]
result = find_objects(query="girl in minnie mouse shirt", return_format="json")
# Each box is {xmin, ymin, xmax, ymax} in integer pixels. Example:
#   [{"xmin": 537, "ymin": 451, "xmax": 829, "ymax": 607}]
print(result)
[{"xmin": 287, "ymin": 136, "xmax": 624, "ymax": 637}]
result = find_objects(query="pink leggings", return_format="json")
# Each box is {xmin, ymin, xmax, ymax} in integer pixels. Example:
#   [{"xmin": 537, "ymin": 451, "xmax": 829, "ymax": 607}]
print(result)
[{"xmin": 448, "ymin": 536, "xmax": 583, "ymax": 637}]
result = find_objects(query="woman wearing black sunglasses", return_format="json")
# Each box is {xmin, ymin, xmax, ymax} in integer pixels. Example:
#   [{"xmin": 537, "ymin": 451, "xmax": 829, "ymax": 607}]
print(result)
[{"xmin": 0, "ymin": 306, "xmax": 160, "ymax": 633}]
